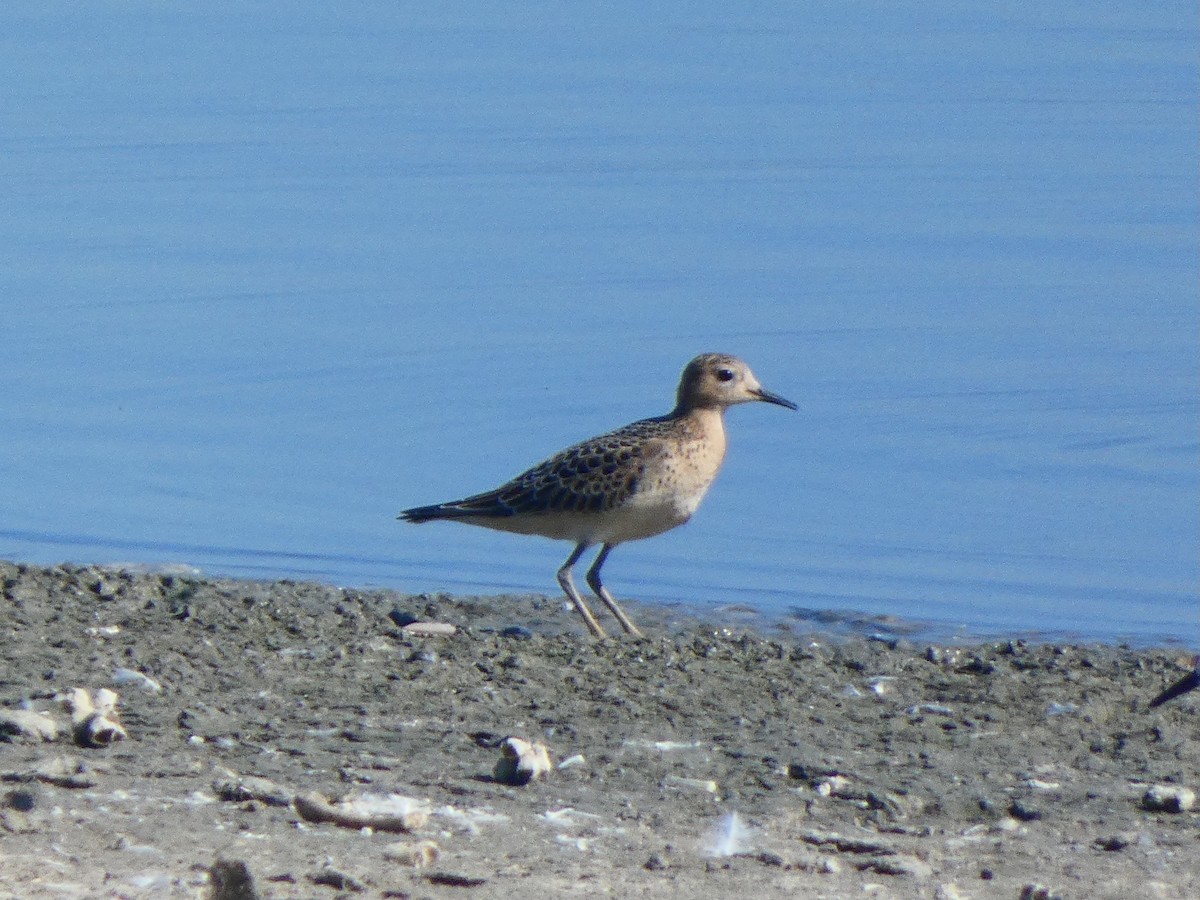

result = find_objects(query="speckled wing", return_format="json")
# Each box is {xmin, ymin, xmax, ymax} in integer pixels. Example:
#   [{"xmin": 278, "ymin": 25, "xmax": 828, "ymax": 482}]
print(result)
[{"xmin": 399, "ymin": 417, "xmax": 674, "ymax": 522}]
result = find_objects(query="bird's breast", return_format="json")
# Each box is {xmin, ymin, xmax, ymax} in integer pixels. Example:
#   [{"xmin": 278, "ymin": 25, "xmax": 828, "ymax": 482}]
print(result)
[{"xmin": 626, "ymin": 412, "xmax": 727, "ymax": 523}]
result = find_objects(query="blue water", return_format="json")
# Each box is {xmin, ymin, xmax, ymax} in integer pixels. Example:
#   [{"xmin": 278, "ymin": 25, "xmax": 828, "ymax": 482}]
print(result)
[{"xmin": 1, "ymin": 3, "xmax": 1196, "ymax": 646}]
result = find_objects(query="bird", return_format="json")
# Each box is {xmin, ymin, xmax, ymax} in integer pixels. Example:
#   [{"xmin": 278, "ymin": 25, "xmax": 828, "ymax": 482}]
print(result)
[{"xmin": 398, "ymin": 353, "xmax": 796, "ymax": 638}]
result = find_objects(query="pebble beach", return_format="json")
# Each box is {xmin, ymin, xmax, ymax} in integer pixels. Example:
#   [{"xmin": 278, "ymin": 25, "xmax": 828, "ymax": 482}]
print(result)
[{"xmin": 1, "ymin": 560, "xmax": 1197, "ymax": 899}]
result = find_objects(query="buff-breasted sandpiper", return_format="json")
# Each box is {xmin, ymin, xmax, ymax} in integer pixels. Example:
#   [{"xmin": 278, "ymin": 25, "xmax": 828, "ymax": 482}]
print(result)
[{"xmin": 399, "ymin": 353, "xmax": 796, "ymax": 638}]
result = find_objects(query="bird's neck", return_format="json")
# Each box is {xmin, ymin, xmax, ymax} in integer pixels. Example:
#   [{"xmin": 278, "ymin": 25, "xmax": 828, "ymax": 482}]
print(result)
[{"xmin": 669, "ymin": 405, "xmax": 727, "ymax": 452}]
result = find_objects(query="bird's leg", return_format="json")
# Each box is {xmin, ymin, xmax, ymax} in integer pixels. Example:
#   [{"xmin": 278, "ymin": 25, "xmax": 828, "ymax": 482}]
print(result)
[
  {"xmin": 557, "ymin": 544, "xmax": 607, "ymax": 639},
  {"xmin": 585, "ymin": 545, "xmax": 643, "ymax": 637}
]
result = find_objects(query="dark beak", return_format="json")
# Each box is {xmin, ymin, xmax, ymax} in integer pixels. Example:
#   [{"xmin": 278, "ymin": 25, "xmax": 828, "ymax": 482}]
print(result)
[{"xmin": 753, "ymin": 387, "xmax": 797, "ymax": 410}]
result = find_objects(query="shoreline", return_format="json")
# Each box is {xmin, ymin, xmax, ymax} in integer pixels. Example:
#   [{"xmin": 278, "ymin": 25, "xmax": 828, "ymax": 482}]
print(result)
[
  {"xmin": 1, "ymin": 560, "xmax": 1197, "ymax": 898},
  {"xmin": 3, "ymin": 549, "xmax": 1190, "ymax": 651}
]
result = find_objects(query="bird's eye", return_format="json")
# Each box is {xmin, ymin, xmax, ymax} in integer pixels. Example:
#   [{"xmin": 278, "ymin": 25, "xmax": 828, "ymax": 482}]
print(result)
[{"xmin": 716, "ymin": 368, "xmax": 735, "ymax": 382}]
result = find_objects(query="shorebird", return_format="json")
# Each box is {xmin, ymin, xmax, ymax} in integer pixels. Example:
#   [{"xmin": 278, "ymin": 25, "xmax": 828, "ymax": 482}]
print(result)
[{"xmin": 399, "ymin": 353, "xmax": 796, "ymax": 638}]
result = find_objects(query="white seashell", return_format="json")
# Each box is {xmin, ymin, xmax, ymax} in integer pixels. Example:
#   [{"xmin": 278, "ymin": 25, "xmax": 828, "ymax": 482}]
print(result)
[
  {"xmin": 1142, "ymin": 785, "xmax": 1196, "ymax": 813},
  {"xmin": 869, "ymin": 677, "xmax": 896, "ymax": 696},
  {"xmin": 652, "ymin": 740, "xmax": 704, "ymax": 751},
  {"xmin": 554, "ymin": 835, "xmax": 591, "ymax": 851},
  {"xmin": 662, "ymin": 774, "xmax": 718, "ymax": 794},
  {"xmin": 112, "ymin": 668, "xmax": 163, "ymax": 693},
  {"xmin": 1045, "ymin": 702, "xmax": 1079, "ymax": 717},
  {"xmin": 0, "ymin": 709, "xmax": 60, "ymax": 742},
  {"xmin": 701, "ymin": 811, "xmax": 759, "ymax": 857},
  {"xmin": 1026, "ymin": 779, "xmax": 1061, "ymax": 791},
  {"xmin": 906, "ymin": 703, "xmax": 954, "ymax": 716},
  {"xmin": 402, "ymin": 622, "xmax": 457, "ymax": 636},
  {"xmin": 95, "ymin": 688, "xmax": 120, "ymax": 714},
  {"xmin": 815, "ymin": 775, "xmax": 852, "ymax": 798},
  {"xmin": 539, "ymin": 807, "xmax": 604, "ymax": 825},
  {"xmin": 434, "ymin": 805, "xmax": 510, "ymax": 833},
  {"xmin": 294, "ymin": 791, "xmax": 431, "ymax": 832},
  {"xmin": 383, "ymin": 839, "xmax": 440, "ymax": 868}
]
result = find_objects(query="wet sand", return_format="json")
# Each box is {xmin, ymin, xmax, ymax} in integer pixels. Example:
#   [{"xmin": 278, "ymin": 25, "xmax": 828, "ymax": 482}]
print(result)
[{"xmin": 1, "ymin": 560, "xmax": 1197, "ymax": 899}]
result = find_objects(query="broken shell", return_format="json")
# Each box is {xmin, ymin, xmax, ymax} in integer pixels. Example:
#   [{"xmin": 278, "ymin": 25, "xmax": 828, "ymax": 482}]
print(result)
[
  {"xmin": 383, "ymin": 839, "xmax": 441, "ymax": 868},
  {"xmin": 662, "ymin": 774, "xmax": 719, "ymax": 794},
  {"xmin": 28, "ymin": 756, "xmax": 96, "ymax": 789},
  {"xmin": 493, "ymin": 737, "xmax": 552, "ymax": 786},
  {"xmin": 868, "ymin": 677, "xmax": 896, "ymax": 696},
  {"xmin": 213, "ymin": 770, "xmax": 292, "ymax": 807},
  {"xmin": 0, "ymin": 709, "xmax": 61, "ymax": 742},
  {"xmin": 74, "ymin": 713, "xmax": 127, "ymax": 748},
  {"xmin": 293, "ymin": 791, "xmax": 430, "ymax": 832},
  {"xmin": 64, "ymin": 688, "xmax": 127, "ymax": 748},
  {"xmin": 112, "ymin": 668, "xmax": 164, "ymax": 694},
  {"xmin": 701, "ymin": 811, "xmax": 758, "ymax": 857},
  {"xmin": 402, "ymin": 622, "xmax": 457, "ymax": 637},
  {"xmin": 1142, "ymin": 785, "xmax": 1196, "ymax": 813}
]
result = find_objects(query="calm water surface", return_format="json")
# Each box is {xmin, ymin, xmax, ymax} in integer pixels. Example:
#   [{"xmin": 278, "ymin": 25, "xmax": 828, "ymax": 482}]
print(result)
[{"xmin": 1, "ymin": 3, "xmax": 1196, "ymax": 645}]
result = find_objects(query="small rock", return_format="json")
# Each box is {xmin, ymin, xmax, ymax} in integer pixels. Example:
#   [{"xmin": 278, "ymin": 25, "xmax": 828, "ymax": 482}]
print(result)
[
  {"xmin": 388, "ymin": 609, "xmax": 418, "ymax": 627},
  {"xmin": 209, "ymin": 858, "xmax": 261, "ymax": 900},
  {"xmin": 644, "ymin": 853, "xmax": 669, "ymax": 871},
  {"xmin": 3, "ymin": 789, "xmax": 38, "ymax": 812},
  {"xmin": 90, "ymin": 578, "xmax": 117, "ymax": 600},
  {"xmin": 309, "ymin": 868, "xmax": 365, "ymax": 892},
  {"xmin": 977, "ymin": 795, "xmax": 1000, "ymax": 815},
  {"xmin": 1008, "ymin": 799, "xmax": 1043, "ymax": 822},
  {"xmin": 860, "ymin": 855, "xmax": 933, "ymax": 878},
  {"xmin": 427, "ymin": 872, "xmax": 487, "ymax": 887},
  {"xmin": 1094, "ymin": 833, "xmax": 1132, "ymax": 852},
  {"xmin": 1020, "ymin": 885, "xmax": 1064, "ymax": 900},
  {"xmin": 1142, "ymin": 784, "xmax": 1196, "ymax": 813}
]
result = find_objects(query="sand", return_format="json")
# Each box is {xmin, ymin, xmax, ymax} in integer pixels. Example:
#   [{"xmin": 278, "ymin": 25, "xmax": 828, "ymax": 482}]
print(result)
[{"xmin": 1, "ymin": 560, "xmax": 1197, "ymax": 899}]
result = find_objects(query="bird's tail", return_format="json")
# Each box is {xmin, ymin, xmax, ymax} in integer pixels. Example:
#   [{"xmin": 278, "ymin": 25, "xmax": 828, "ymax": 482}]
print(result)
[
  {"xmin": 398, "ymin": 498, "xmax": 512, "ymax": 523},
  {"xmin": 398, "ymin": 504, "xmax": 457, "ymax": 523}
]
